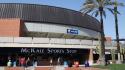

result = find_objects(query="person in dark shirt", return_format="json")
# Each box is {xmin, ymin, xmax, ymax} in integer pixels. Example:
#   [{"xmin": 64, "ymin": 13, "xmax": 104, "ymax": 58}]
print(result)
[
  {"xmin": 85, "ymin": 60, "xmax": 89, "ymax": 67},
  {"xmin": 68, "ymin": 60, "xmax": 72, "ymax": 67}
]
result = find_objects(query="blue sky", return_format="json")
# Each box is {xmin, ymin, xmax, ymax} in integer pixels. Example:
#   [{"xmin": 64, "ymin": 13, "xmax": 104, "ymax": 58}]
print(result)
[{"xmin": 0, "ymin": 0, "xmax": 125, "ymax": 39}]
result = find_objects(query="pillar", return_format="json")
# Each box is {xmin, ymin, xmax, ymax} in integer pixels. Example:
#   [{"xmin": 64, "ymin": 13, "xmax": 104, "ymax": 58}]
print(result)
[{"xmin": 88, "ymin": 49, "xmax": 93, "ymax": 65}]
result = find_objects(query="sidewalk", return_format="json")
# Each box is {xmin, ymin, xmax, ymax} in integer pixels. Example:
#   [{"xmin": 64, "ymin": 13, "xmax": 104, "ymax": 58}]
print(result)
[
  {"xmin": 65, "ymin": 67, "xmax": 108, "ymax": 70},
  {"xmin": 0, "ymin": 66, "xmax": 109, "ymax": 70}
]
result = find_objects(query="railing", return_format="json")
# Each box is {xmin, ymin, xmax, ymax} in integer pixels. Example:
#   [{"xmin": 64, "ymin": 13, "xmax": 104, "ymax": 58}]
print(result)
[{"xmin": 0, "ymin": 37, "xmax": 113, "ymax": 46}]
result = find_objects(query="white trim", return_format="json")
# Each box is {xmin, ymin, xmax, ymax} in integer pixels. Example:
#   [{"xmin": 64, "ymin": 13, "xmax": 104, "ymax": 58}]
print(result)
[{"xmin": 0, "ymin": 43, "xmax": 96, "ymax": 49}]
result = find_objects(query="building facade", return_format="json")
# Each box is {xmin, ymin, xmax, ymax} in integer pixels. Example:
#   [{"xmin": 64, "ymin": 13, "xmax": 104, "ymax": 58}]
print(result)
[{"xmin": 0, "ymin": 3, "xmax": 115, "ymax": 66}]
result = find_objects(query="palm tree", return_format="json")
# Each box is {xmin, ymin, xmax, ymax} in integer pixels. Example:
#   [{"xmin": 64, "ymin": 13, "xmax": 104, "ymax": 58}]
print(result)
[
  {"xmin": 111, "ymin": 49, "xmax": 116, "ymax": 63},
  {"xmin": 113, "ymin": 0, "xmax": 124, "ymax": 64},
  {"xmin": 120, "ymin": 47, "xmax": 125, "ymax": 62},
  {"xmin": 80, "ymin": 0, "xmax": 119, "ymax": 65}
]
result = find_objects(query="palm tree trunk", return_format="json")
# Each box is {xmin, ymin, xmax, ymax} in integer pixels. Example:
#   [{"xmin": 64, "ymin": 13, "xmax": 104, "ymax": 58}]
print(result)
[
  {"xmin": 111, "ymin": 49, "xmax": 116, "ymax": 64},
  {"xmin": 114, "ymin": 6, "xmax": 121, "ymax": 63},
  {"xmin": 99, "ymin": 7, "xmax": 106, "ymax": 65}
]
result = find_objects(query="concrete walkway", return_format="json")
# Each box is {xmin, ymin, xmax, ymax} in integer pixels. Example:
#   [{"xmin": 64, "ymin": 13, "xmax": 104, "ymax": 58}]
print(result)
[
  {"xmin": 0, "ymin": 67, "xmax": 4, "ymax": 70},
  {"xmin": 0, "ymin": 66, "xmax": 108, "ymax": 70},
  {"xmin": 65, "ymin": 67, "xmax": 108, "ymax": 70}
]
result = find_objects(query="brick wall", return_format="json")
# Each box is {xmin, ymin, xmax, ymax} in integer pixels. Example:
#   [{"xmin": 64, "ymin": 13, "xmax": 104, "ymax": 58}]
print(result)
[{"xmin": 0, "ymin": 18, "xmax": 22, "ymax": 37}]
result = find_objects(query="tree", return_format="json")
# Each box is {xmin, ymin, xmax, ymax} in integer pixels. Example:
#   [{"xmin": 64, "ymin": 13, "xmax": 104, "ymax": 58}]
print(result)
[
  {"xmin": 80, "ymin": 0, "xmax": 118, "ymax": 65},
  {"xmin": 105, "ymin": 0, "xmax": 124, "ymax": 63},
  {"xmin": 120, "ymin": 47, "xmax": 125, "ymax": 62},
  {"xmin": 113, "ymin": 0, "xmax": 124, "ymax": 64},
  {"xmin": 111, "ymin": 49, "xmax": 116, "ymax": 64}
]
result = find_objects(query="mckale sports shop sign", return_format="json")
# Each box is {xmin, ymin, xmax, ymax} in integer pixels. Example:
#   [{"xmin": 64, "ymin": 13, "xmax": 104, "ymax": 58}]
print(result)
[
  {"xmin": 21, "ymin": 48, "xmax": 77, "ymax": 54},
  {"xmin": 0, "ymin": 47, "xmax": 89, "ymax": 54}
]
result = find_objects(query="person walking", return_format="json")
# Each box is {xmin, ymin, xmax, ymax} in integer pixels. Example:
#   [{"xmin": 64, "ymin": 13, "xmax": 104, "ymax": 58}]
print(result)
[
  {"xmin": 19, "ymin": 57, "xmax": 26, "ymax": 67},
  {"xmin": 7, "ymin": 60, "xmax": 12, "ymax": 67},
  {"xmin": 85, "ymin": 60, "xmax": 89, "ymax": 67}
]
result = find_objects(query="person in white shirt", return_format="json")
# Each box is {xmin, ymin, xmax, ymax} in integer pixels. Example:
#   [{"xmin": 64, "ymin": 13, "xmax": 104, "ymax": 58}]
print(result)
[{"xmin": 7, "ymin": 60, "xmax": 12, "ymax": 67}]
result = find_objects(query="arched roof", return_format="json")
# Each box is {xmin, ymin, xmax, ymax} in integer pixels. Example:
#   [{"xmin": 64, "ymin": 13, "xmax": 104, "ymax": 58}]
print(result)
[{"xmin": 0, "ymin": 3, "xmax": 101, "ymax": 32}]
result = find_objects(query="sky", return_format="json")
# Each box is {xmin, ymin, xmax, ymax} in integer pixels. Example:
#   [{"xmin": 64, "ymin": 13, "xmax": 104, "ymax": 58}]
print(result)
[{"xmin": 0, "ymin": 0, "xmax": 125, "ymax": 39}]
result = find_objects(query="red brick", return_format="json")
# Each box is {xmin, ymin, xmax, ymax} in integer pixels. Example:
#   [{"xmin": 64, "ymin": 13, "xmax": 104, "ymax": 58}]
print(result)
[{"xmin": 0, "ymin": 18, "xmax": 21, "ymax": 37}]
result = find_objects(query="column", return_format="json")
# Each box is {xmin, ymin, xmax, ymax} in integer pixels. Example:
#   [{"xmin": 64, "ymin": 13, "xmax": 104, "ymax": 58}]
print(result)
[{"xmin": 88, "ymin": 49, "xmax": 93, "ymax": 65}]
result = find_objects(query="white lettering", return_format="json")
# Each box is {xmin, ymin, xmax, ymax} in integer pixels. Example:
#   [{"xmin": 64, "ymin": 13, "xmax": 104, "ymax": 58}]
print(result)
[
  {"xmin": 47, "ymin": 49, "xmax": 65, "ymax": 54},
  {"xmin": 66, "ymin": 49, "xmax": 77, "ymax": 53},
  {"xmin": 21, "ymin": 48, "xmax": 77, "ymax": 54},
  {"xmin": 31, "ymin": 48, "xmax": 35, "ymax": 53},
  {"xmin": 21, "ymin": 48, "xmax": 29, "ymax": 53}
]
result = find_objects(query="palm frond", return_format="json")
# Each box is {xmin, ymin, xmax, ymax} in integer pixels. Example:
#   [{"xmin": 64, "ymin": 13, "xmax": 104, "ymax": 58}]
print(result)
[
  {"xmin": 83, "ymin": 0, "xmax": 95, "ymax": 5},
  {"xmin": 116, "ymin": 10, "xmax": 120, "ymax": 14},
  {"xmin": 114, "ymin": 6, "xmax": 121, "ymax": 15},
  {"xmin": 80, "ymin": 0, "xmax": 123, "ymax": 19},
  {"xmin": 85, "ymin": 3, "xmax": 97, "ymax": 9},
  {"xmin": 107, "ymin": 8, "xmax": 114, "ymax": 14},
  {"xmin": 116, "ymin": 2, "xmax": 124, "ymax": 6},
  {"xmin": 107, "ymin": 8, "xmax": 120, "ymax": 15},
  {"xmin": 82, "ymin": 8, "xmax": 95, "ymax": 14},
  {"xmin": 102, "ymin": 10, "xmax": 106, "ymax": 18},
  {"xmin": 91, "ymin": 10, "xmax": 99, "ymax": 17},
  {"xmin": 85, "ymin": 9, "xmax": 94, "ymax": 14},
  {"xmin": 105, "ymin": 1, "xmax": 124, "ymax": 7},
  {"xmin": 95, "ymin": 11, "xmax": 99, "ymax": 17}
]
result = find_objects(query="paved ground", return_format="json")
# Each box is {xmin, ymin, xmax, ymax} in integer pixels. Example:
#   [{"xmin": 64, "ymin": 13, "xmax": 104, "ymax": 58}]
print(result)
[
  {"xmin": 65, "ymin": 67, "xmax": 108, "ymax": 70},
  {"xmin": 0, "ymin": 66, "xmax": 109, "ymax": 70},
  {"xmin": 0, "ymin": 67, "xmax": 4, "ymax": 70}
]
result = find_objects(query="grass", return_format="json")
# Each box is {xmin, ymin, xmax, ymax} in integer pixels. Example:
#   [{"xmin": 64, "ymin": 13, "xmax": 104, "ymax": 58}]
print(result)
[
  {"xmin": 92, "ymin": 65, "xmax": 110, "ymax": 69},
  {"xmin": 93, "ymin": 64, "xmax": 125, "ymax": 70},
  {"xmin": 109, "ymin": 64, "xmax": 125, "ymax": 70}
]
